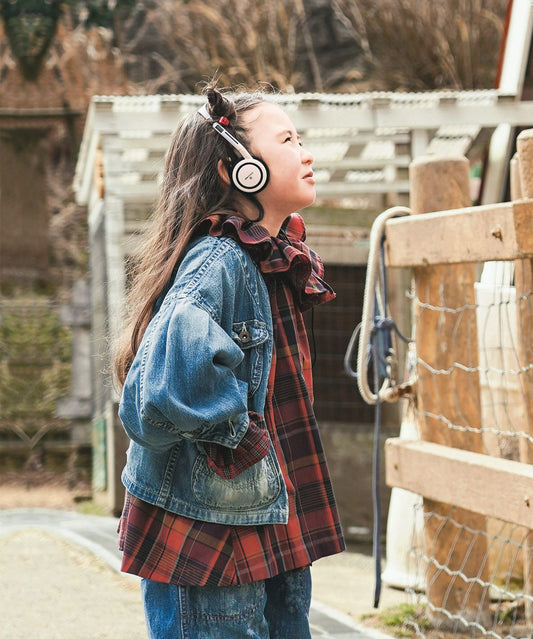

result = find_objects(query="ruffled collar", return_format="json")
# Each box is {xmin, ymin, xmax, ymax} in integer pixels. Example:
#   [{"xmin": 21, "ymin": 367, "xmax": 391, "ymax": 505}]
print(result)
[{"xmin": 200, "ymin": 213, "xmax": 335, "ymax": 309}]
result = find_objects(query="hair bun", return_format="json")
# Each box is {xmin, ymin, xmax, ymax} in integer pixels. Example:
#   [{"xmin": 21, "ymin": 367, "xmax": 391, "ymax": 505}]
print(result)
[{"xmin": 206, "ymin": 87, "xmax": 236, "ymax": 123}]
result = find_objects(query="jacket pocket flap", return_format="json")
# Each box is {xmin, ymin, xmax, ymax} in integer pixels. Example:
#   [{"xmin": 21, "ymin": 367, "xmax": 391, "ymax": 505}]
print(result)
[{"xmin": 231, "ymin": 320, "xmax": 268, "ymax": 349}]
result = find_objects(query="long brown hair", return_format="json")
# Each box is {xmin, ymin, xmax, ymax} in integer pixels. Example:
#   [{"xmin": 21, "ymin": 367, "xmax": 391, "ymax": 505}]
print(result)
[{"xmin": 114, "ymin": 86, "xmax": 266, "ymax": 386}]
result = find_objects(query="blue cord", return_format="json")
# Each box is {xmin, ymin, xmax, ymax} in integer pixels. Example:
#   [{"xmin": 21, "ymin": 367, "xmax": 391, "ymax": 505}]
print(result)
[{"xmin": 371, "ymin": 337, "xmax": 382, "ymax": 608}]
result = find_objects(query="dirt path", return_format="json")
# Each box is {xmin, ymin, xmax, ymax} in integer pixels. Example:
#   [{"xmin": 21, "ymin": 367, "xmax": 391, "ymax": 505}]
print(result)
[
  {"xmin": 0, "ymin": 529, "xmax": 146, "ymax": 639},
  {"xmin": 0, "ymin": 472, "xmax": 91, "ymax": 511}
]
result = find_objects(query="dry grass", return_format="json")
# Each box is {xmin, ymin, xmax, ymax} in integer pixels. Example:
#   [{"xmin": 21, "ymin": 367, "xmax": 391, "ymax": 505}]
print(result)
[
  {"xmin": 0, "ymin": 1, "xmax": 508, "ymax": 101},
  {"xmin": 117, "ymin": 0, "xmax": 507, "ymax": 93},
  {"xmin": 331, "ymin": 0, "xmax": 508, "ymax": 91},
  {"xmin": 118, "ymin": 0, "xmax": 304, "ymax": 93}
]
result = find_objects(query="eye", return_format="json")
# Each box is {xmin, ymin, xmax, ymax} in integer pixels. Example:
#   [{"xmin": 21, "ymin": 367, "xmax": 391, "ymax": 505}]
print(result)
[{"xmin": 283, "ymin": 133, "xmax": 303, "ymax": 146}]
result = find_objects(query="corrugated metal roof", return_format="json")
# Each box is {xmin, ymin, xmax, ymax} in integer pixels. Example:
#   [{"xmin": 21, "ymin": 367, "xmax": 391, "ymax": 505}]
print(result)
[{"xmin": 91, "ymin": 89, "xmax": 501, "ymax": 109}]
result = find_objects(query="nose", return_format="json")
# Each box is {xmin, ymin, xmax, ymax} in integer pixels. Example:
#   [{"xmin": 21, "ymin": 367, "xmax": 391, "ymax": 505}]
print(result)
[{"xmin": 301, "ymin": 145, "xmax": 313, "ymax": 164}]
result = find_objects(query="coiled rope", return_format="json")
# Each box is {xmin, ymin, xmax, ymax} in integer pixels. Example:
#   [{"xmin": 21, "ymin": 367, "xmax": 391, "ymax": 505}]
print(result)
[{"xmin": 343, "ymin": 205, "xmax": 412, "ymax": 608}]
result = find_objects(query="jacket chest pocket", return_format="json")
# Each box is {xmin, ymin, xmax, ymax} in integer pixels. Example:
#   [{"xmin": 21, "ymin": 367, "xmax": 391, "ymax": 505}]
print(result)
[{"xmin": 232, "ymin": 320, "xmax": 269, "ymax": 397}]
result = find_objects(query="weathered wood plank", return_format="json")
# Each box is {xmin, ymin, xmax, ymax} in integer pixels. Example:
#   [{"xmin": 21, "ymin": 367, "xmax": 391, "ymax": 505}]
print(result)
[
  {"xmin": 101, "ymin": 156, "xmax": 412, "ymax": 177},
  {"xmin": 513, "ymin": 132, "xmax": 533, "ymax": 623},
  {"xmin": 385, "ymin": 438, "xmax": 533, "ymax": 528},
  {"xmin": 385, "ymin": 200, "xmax": 533, "ymax": 267},
  {"xmin": 103, "ymin": 179, "xmax": 412, "ymax": 201},
  {"xmin": 376, "ymin": 100, "xmax": 533, "ymax": 129}
]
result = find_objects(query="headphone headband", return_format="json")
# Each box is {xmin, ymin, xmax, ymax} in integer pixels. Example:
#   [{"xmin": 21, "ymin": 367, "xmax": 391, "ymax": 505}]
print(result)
[
  {"xmin": 197, "ymin": 103, "xmax": 269, "ymax": 195},
  {"xmin": 198, "ymin": 105, "xmax": 251, "ymax": 160}
]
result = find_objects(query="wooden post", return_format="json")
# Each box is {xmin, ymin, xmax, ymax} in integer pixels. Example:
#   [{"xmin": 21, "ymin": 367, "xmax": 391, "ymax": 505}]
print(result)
[
  {"xmin": 514, "ymin": 130, "xmax": 533, "ymax": 624},
  {"xmin": 409, "ymin": 156, "xmax": 490, "ymax": 627}
]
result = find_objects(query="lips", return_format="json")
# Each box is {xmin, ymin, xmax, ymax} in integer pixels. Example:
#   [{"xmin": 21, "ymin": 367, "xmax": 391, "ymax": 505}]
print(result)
[{"xmin": 303, "ymin": 172, "xmax": 315, "ymax": 187}]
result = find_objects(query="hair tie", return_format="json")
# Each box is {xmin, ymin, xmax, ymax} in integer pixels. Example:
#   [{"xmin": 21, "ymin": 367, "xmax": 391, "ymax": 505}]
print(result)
[{"xmin": 218, "ymin": 116, "xmax": 230, "ymax": 126}]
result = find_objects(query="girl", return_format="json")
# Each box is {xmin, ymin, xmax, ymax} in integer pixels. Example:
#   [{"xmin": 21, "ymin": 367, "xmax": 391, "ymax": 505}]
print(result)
[{"xmin": 115, "ymin": 85, "xmax": 345, "ymax": 639}]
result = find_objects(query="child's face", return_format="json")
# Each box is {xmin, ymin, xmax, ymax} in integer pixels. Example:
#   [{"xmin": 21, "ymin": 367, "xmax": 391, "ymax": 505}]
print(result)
[{"xmin": 242, "ymin": 102, "xmax": 315, "ymax": 234}]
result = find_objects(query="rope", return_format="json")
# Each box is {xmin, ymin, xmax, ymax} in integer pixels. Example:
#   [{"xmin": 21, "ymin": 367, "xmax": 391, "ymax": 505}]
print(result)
[
  {"xmin": 343, "ymin": 205, "xmax": 412, "ymax": 609},
  {"xmin": 356, "ymin": 206, "xmax": 411, "ymax": 404}
]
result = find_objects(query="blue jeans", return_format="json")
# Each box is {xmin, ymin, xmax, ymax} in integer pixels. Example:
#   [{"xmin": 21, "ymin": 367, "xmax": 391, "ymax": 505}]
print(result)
[{"xmin": 141, "ymin": 567, "xmax": 312, "ymax": 639}]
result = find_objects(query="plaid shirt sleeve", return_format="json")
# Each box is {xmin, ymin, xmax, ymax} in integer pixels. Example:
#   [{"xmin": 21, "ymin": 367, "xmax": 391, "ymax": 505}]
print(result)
[{"xmin": 203, "ymin": 412, "xmax": 270, "ymax": 479}]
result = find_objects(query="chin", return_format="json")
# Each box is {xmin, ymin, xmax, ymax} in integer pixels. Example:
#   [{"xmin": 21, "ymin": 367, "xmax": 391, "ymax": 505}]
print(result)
[{"xmin": 302, "ymin": 193, "xmax": 316, "ymax": 208}]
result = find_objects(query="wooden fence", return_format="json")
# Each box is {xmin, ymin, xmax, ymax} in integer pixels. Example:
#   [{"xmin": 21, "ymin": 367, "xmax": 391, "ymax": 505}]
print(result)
[{"xmin": 384, "ymin": 131, "xmax": 533, "ymax": 634}]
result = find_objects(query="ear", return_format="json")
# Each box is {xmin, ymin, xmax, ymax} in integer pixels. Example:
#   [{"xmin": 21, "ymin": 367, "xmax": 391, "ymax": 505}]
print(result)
[{"xmin": 217, "ymin": 159, "xmax": 231, "ymax": 186}]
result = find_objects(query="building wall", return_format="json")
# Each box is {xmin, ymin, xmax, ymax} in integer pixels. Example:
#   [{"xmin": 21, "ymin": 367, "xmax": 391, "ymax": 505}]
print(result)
[{"xmin": 0, "ymin": 130, "xmax": 49, "ymax": 282}]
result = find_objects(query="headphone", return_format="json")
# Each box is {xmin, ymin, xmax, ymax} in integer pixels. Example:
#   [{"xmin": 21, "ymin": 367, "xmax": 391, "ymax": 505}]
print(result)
[{"xmin": 198, "ymin": 104, "xmax": 269, "ymax": 194}]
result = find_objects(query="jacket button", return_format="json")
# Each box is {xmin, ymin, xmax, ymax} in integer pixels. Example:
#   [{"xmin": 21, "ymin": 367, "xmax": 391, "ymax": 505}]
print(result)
[{"xmin": 239, "ymin": 327, "xmax": 251, "ymax": 343}]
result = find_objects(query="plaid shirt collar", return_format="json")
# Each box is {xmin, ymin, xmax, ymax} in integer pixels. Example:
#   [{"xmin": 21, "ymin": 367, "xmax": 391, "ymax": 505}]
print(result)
[{"xmin": 203, "ymin": 213, "xmax": 335, "ymax": 309}]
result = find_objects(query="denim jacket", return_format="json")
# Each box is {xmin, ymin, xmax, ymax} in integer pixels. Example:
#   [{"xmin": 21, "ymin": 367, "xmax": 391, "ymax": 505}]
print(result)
[{"xmin": 119, "ymin": 234, "xmax": 289, "ymax": 526}]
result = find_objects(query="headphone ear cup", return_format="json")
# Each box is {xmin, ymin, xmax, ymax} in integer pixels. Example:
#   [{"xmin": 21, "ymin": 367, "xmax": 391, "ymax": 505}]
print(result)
[{"xmin": 231, "ymin": 157, "xmax": 269, "ymax": 194}]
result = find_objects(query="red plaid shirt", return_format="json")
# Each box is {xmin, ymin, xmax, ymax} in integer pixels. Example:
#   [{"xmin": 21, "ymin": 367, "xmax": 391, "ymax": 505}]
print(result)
[{"xmin": 118, "ymin": 213, "xmax": 345, "ymax": 586}]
